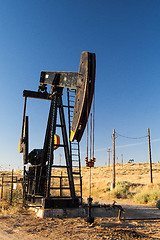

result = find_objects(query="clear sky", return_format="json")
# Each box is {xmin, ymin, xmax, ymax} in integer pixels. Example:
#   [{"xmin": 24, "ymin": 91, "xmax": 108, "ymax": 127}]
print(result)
[{"xmin": 1, "ymin": 0, "xmax": 160, "ymax": 169}]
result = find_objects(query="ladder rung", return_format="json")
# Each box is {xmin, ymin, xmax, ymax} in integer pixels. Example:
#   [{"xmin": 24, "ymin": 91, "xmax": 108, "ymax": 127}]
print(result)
[
  {"xmin": 50, "ymin": 187, "xmax": 70, "ymax": 190},
  {"xmin": 56, "ymin": 124, "xmax": 64, "ymax": 127},
  {"xmin": 50, "ymin": 175, "xmax": 68, "ymax": 178},
  {"xmin": 72, "ymin": 172, "xmax": 80, "ymax": 174},
  {"xmin": 57, "ymin": 105, "xmax": 73, "ymax": 108}
]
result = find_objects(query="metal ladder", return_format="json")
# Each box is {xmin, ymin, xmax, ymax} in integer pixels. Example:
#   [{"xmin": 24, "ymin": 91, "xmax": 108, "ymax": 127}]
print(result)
[{"xmin": 67, "ymin": 89, "xmax": 82, "ymax": 204}]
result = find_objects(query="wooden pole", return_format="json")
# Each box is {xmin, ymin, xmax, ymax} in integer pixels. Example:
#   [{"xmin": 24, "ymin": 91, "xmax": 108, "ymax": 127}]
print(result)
[
  {"xmin": 148, "ymin": 128, "xmax": 153, "ymax": 183},
  {"xmin": 10, "ymin": 169, "xmax": 13, "ymax": 205},
  {"xmin": 121, "ymin": 154, "xmax": 123, "ymax": 167},
  {"xmin": 112, "ymin": 129, "xmax": 116, "ymax": 189},
  {"xmin": 107, "ymin": 148, "xmax": 111, "ymax": 167},
  {"xmin": 117, "ymin": 157, "xmax": 118, "ymax": 164},
  {"xmin": 1, "ymin": 177, "xmax": 3, "ymax": 199}
]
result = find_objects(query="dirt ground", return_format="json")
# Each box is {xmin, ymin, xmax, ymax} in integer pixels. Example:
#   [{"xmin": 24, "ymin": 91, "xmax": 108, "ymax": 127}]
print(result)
[
  {"xmin": 1, "ymin": 164, "xmax": 160, "ymax": 239},
  {"xmin": 0, "ymin": 200, "xmax": 160, "ymax": 240}
]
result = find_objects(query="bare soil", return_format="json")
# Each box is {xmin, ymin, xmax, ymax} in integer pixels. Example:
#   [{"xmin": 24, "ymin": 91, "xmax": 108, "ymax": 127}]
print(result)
[
  {"xmin": 1, "ymin": 164, "xmax": 160, "ymax": 239},
  {"xmin": 0, "ymin": 201, "xmax": 160, "ymax": 240}
]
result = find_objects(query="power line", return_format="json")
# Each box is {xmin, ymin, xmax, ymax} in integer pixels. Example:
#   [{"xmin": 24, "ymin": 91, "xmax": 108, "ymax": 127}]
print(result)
[{"xmin": 115, "ymin": 132, "xmax": 148, "ymax": 140}]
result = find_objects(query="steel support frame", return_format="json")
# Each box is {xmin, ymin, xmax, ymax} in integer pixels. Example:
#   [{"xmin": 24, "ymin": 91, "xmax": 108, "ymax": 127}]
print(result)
[
  {"xmin": 45, "ymin": 94, "xmax": 58, "ymax": 197},
  {"xmin": 57, "ymin": 91, "xmax": 76, "ymax": 200},
  {"xmin": 23, "ymin": 88, "xmax": 77, "ymax": 206}
]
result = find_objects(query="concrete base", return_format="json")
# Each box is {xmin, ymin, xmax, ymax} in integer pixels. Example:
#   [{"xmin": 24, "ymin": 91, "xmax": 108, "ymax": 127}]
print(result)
[
  {"xmin": 88, "ymin": 207, "xmax": 119, "ymax": 218},
  {"xmin": 35, "ymin": 207, "xmax": 87, "ymax": 218},
  {"xmin": 30, "ymin": 206, "xmax": 118, "ymax": 219}
]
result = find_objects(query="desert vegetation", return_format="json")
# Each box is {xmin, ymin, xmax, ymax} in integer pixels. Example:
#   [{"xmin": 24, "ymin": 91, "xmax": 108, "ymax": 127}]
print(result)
[
  {"xmin": 0, "ymin": 164, "xmax": 160, "ymax": 239},
  {"xmin": 81, "ymin": 163, "xmax": 160, "ymax": 205},
  {"xmin": 0, "ymin": 163, "xmax": 160, "ymax": 206}
]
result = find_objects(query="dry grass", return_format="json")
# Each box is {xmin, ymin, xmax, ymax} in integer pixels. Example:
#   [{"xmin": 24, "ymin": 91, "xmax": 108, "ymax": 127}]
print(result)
[
  {"xmin": 1, "ymin": 163, "xmax": 160, "ymax": 205},
  {"xmin": 81, "ymin": 163, "xmax": 160, "ymax": 204}
]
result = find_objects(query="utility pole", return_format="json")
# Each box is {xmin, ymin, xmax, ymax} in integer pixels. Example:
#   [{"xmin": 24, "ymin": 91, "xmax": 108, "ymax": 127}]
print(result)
[
  {"xmin": 112, "ymin": 129, "xmax": 115, "ymax": 189},
  {"xmin": 121, "ymin": 154, "xmax": 123, "ymax": 167},
  {"xmin": 117, "ymin": 157, "xmax": 118, "ymax": 164},
  {"xmin": 148, "ymin": 128, "xmax": 153, "ymax": 183},
  {"xmin": 107, "ymin": 148, "xmax": 111, "ymax": 166}
]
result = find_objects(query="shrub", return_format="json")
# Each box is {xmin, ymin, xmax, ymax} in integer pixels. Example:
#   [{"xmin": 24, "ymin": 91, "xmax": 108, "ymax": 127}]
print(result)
[
  {"xmin": 148, "ymin": 189, "xmax": 160, "ymax": 202},
  {"xmin": 134, "ymin": 192, "xmax": 149, "ymax": 204},
  {"xmin": 4, "ymin": 187, "xmax": 22, "ymax": 205},
  {"xmin": 111, "ymin": 181, "xmax": 131, "ymax": 199},
  {"xmin": 134, "ymin": 185, "xmax": 160, "ymax": 204}
]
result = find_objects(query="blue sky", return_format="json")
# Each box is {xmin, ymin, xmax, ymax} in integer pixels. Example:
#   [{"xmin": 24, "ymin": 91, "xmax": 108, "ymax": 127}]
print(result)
[{"xmin": 0, "ymin": 0, "xmax": 160, "ymax": 169}]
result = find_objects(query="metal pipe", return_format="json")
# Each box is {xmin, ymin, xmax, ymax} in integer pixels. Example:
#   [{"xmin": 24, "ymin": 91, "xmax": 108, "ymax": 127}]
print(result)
[
  {"xmin": 122, "ymin": 217, "xmax": 160, "ymax": 221},
  {"xmin": 89, "ymin": 167, "xmax": 91, "ymax": 198},
  {"xmin": 90, "ymin": 113, "xmax": 92, "ymax": 160},
  {"xmin": 92, "ymin": 92, "xmax": 95, "ymax": 158},
  {"xmin": 21, "ymin": 97, "xmax": 27, "ymax": 139},
  {"xmin": 112, "ymin": 129, "xmax": 115, "ymax": 189},
  {"xmin": 148, "ymin": 128, "xmax": 153, "ymax": 183}
]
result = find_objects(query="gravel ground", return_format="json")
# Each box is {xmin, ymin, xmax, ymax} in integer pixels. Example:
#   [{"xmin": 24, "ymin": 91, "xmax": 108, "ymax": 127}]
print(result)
[{"xmin": 0, "ymin": 201, "xmax": 160, "ymax": 239}]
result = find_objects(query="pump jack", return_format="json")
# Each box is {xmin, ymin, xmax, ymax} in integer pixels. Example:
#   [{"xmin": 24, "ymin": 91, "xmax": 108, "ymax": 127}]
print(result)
[{"xmin": 19, "ymin": 52, "xmax": 96, "ymax": 208}]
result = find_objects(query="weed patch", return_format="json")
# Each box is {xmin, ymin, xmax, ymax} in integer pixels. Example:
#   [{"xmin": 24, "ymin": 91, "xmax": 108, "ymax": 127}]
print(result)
[
  {"xmin": 111, "ymin": 181, "xmax": 131, "ymax": 199},
  {"xmin": 134, "ymin": 185, "xmax": 160, "ymax": 204}
]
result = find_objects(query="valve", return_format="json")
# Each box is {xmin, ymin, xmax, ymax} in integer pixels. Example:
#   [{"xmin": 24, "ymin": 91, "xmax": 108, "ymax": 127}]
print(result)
[
  {"xmin": 86, "ymin": 197, "xmax": 94, "ymax": 224},
  {"xmin": 85, "ymin": 157, "xmax": 96, "ymax": 167}
]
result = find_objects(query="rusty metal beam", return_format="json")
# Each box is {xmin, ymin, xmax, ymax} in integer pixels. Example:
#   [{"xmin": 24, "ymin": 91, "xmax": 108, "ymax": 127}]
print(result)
[
  {"xmin": 40, "ymin": 71, "xmax": 82, "ymax": 89},
  {"xmin": 23, "ymin": 90, "xmax": 52, "ymax": 100}
]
